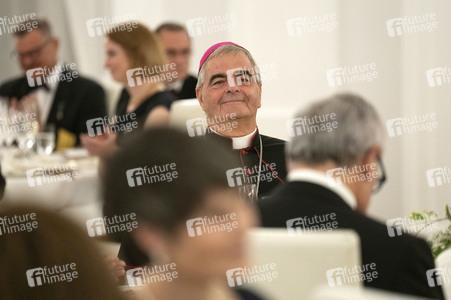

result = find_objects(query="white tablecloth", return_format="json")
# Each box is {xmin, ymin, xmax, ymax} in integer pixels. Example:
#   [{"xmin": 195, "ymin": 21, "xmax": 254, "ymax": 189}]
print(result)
[{"xmin": 1, "ymin": 149, "xmax": 103, "ymax": 227}]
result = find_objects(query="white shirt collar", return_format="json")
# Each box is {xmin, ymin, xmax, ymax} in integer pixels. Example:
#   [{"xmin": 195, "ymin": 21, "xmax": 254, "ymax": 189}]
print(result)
[
  {"xmin": 45, "ymin": 59, "xmax": 64, "ymax": 91},
  {"xmin": 287, "ymin": 169, "xmax": 357, "ymax": 210},
  {"xmin": 209, "ymin": 127, "xmax": 257, "ymax": 150}
]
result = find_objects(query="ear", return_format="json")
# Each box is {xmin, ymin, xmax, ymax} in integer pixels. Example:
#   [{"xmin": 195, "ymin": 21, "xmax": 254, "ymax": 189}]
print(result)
[
  {"xmin": 196, "ymin": 87, "xmax": 207, "ymax": 112},
  {"xmin": 52, "ymin": 38, "xmax": 60, "ymax": 50},
  {"xmin": 361, "ymin": 146, "xmax": 382, "ymax": 174},
  {"xmin": 257, "ymin": 83, "xmax": 262, "ymax": 108}
]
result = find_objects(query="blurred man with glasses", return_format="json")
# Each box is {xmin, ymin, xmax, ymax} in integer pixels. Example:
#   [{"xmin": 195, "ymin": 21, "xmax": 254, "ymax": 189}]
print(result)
[
  {"xmin": 0, "ymin": 19, "xmax": 107, "ymax": 148},
  {"xmin": 258, "ymin": 93, "xmax": 443, "ymax": 299}
]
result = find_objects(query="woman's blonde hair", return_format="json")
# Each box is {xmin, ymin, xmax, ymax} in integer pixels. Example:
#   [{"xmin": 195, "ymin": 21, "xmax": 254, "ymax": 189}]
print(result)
[{"xmin": 107, "ymin": 22, "xmax": 167, "ymax": 70}]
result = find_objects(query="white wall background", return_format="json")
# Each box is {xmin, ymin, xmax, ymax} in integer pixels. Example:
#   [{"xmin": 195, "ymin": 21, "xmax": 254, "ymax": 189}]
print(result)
[{"xmin": 1, "ymin": 0, "xmax": 451, "ymax": 222}]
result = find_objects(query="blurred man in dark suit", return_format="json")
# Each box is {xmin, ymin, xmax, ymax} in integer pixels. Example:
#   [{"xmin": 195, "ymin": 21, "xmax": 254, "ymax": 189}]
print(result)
[
  {"xmin": 156, "ymin": 22, "xmax": 197, "ymax": 100},
  {"xmin": 258, "ymin": 93, "xmax": 443, "ymax": 299},
  {"xmin": 0, "ymin": 19, "xmax": 107, "ymax": 148}
]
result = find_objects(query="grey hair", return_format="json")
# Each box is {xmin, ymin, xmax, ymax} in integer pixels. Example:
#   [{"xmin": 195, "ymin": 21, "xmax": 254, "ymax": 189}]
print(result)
[
  {"xmin": 196, "ymin": 44, "xmax": 261, "ymax": 88},
  {"xmin": 286, "ymin": 93, "xmax": 385, "ymax": 166}
]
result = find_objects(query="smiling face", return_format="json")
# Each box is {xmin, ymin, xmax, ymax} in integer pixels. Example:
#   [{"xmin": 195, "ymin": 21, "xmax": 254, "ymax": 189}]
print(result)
[
  {"xmin": 196, "ymin": 52, "xmax": 262, "ymax": 124},
  {"xmin": 104, "ymin": 38, "xmax": 131, "ymax": 84}
]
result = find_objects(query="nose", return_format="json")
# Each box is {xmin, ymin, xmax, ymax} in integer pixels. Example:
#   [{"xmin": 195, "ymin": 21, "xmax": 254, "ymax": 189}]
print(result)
[
  {"xmin": 225, "ymin": 78, "xmax": 241, "ymax": 93},
  {"xmin": 172, "ymin": 55, "xmax": 182, "ymax": 65},
  {"xmin": 20, "ymin": 56, "xmax": 34, "ymax": 70}
]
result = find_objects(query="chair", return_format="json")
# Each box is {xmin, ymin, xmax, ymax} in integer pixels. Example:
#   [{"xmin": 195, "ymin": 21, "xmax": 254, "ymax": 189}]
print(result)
[
  {"xmin": 243, "ymin": 228, "xmax": 361, "ymax": 300},
  {"xmin": 310, "ymin": 285, "xmax": 430, "ymax": 300},
  {"xmin": 169, "ymin": 98, "xmax": 205, "ymax": 133}
]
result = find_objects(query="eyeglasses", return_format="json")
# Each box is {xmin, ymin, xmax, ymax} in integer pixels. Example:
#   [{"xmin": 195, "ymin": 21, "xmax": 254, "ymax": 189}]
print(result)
[
  {"xmin": 372, "ymin": 156, "xmax": 387, "ymax": 194},
  {"xmin": 10, "ymin": 39, "xmax": 52, "ymax": 60}
]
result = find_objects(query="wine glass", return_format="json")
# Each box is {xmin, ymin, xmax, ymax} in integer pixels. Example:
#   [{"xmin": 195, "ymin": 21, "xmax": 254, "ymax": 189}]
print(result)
[
  {"xmin": 36, "ymin": 132, "xmax": 55, "ymax": 157},
  {"xmin": 15, "ymin": 110, "xmax": 38, "ymax": 157},
  {"xmin": 0, "ymin": 99, "xmax": 18, "ymax": 148}
]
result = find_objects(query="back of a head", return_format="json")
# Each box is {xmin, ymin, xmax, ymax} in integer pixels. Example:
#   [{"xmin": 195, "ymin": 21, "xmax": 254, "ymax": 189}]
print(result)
[
  {"xmin": 103, "ymin": 128, "xmax": 238, "ymax": 232},
  {"xmin": 286, "ymin": 93, "xmax": 385, "ymax": 166},
  {"xmin": 0, "ymin": 205, "xmax": 126, "ymax": 300}
]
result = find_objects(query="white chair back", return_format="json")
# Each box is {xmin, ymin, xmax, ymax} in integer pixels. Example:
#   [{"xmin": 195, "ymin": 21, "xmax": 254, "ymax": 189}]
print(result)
[
  {"xmin": 243, "ymin": 228, "xmax": 361, "ymax": 300},
  {"xmin": 310, "ymin": 285, "xmax": 431, "ymax": 300},
  {"xmin": 169, "ymin": 98, "xmax": 205, "ymax": 133}
]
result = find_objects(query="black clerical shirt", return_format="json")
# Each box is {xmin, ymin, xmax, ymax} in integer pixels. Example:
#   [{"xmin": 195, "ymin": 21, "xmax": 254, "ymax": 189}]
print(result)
[{"xmin": 204, "ymin": 128, "xmax": 287, "ymax": 198}]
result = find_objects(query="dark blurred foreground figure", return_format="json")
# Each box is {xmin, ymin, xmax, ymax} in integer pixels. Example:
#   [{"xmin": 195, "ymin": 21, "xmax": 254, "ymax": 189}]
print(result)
[
  {"xmin": 0, "ymin": 205, "xmax": 126, "ymax": 300},
  {"xmin": 103, "ymin": 128, "xmax": 264, "ymax": 300},
  {"xmin": 258, "ymin": 93, "xmax": 444, "ymax": 299}
]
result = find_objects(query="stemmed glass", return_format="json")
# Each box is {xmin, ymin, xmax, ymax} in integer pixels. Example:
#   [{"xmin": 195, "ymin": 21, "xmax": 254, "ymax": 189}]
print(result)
[
  {"xmin": 10, "ymin": 99, "xmax": 40, "ymax": 157},
  {"xmin": 36, "ymin": 131, "xmax": 55, "ymax": 157}
]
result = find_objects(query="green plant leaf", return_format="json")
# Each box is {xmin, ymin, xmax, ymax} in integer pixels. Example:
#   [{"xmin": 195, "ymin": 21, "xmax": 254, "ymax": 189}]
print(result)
[
  {"xmin": 410, "ymin": 212, "xmax": 424, "ymax": 221},
  {"xmin": 447, "ymin": 205, "xmax": 451, "ymax": 221}
]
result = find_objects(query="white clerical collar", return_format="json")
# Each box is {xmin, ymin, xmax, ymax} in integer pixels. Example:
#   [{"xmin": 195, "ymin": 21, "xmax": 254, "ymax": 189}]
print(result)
[
  {"xmin": 287, "ymin": 169, "xmax": 357, "ymax": 210},
  {"xmin": 209, "ymin": 127, "xmax": 257, "ymax": 149}
]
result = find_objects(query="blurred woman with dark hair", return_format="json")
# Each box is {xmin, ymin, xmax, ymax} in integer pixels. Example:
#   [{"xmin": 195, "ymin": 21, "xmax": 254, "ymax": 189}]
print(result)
[
  {"xmin": 0, "ymin": 205, "xmax": 127, "ymax": 300},
  {"xmin": 103, "ymin": 128, "xmax": 264, "ymax": 300}
]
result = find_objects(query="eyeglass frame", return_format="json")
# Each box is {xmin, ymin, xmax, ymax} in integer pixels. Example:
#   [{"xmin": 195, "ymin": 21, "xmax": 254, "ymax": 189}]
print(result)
[
  {"xmin": 372, "ymin": 156, "xmax": 387, "ymax": 194},
  {"xmin": 10, "ymin": 38, "xmax": 53, "ymax": 60}
]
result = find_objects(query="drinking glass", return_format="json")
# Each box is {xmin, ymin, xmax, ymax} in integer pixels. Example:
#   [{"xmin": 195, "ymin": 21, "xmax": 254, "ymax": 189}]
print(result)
[{"xmin": 36, "ymin": 132, "xmax": 55, "ymax": 156}]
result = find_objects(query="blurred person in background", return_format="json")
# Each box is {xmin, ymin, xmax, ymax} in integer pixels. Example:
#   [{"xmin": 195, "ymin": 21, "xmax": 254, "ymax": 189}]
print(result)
[
  {"xmin": 0, "ymin": 205, "xmax": 127, "ymax": 300},
  {"xmin": 258, "ymin": 93, "xmax": 444, "ymax": 299},
  {"xmin": 0, "ymin": 19, "xmax": 107, "ymax": 149},
  {"xmin": 103, "ymin": 128, "xmax": 263, "ymax": 300},
  {"xmin": 81, "ymin": 23, "xmax": 172, "ymax": 158},
  {"xmin": 156, "ymin": 22, "xmax": 197, "ymax": 100}
]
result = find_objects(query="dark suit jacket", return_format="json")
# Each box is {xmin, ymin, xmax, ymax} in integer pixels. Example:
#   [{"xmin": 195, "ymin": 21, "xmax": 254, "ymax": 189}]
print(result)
[
  {"xmin": 121, "ymin": 75, "xmax": 197, "ymax": 101},
  {"xmin": 258, "ymin": 181, "xmax": 444, "ymax": 299},
  {"xmin": 204, "ymin": 129, "xmax": 287, "ymax": 197},
  {"xmin": 177, "ymin": 75, "xmax": 197, "ymax": 100},
  {"xmin": 0, "ymin": 71, "xmax": 107, "ymax": 146}
]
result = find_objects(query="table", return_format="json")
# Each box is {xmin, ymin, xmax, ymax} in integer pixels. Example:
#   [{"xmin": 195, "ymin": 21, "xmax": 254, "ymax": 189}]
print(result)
[{"xmin": 0, "ymin": 148, "xmax": 103, "ymax": 228}]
